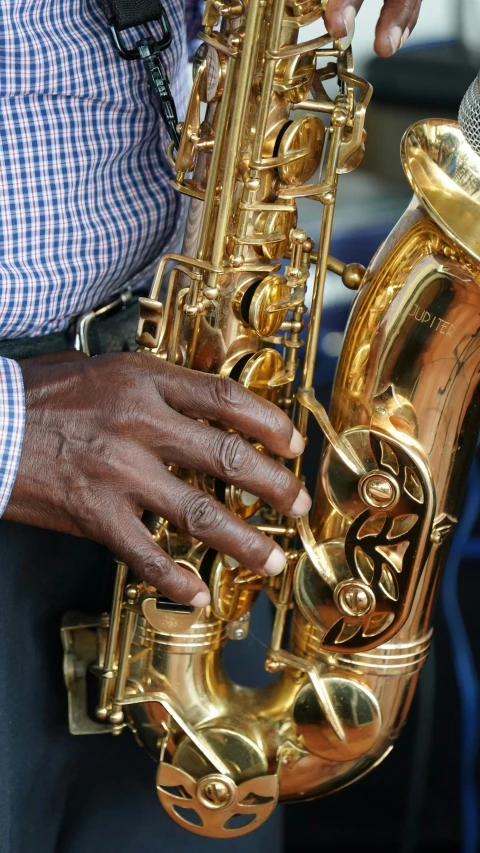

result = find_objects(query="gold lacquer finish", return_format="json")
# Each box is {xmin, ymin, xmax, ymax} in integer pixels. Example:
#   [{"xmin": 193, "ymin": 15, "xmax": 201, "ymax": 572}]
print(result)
[{"xmin": 62, "ymin": 0, "xmax": 480, "ymax": 839}]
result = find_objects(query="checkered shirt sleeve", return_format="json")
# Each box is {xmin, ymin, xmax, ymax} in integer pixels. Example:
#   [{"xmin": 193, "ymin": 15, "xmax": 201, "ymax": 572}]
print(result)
[
  {"xmin": 0, "ymin": 0, "xmax": 196, "ymax": 514},
  {"xmin": 0, "ymin": 358, "xmax": 25, "ymax": 516}
]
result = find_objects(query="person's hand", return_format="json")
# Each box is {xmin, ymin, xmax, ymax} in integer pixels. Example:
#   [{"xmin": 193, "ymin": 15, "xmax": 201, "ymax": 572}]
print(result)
[
  {"xmin": 5, "ymin": 353, "xmax": 311, "ymax": 607},
  {"xmin": 325, "ymin": 0, "xmax": 424, "ymax": 57}
]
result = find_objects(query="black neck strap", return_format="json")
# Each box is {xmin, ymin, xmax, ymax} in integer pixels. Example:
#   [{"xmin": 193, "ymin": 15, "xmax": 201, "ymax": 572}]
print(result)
[{"xmin": 102, "ymin": 0, "xmax": 166, "ymax": 31}]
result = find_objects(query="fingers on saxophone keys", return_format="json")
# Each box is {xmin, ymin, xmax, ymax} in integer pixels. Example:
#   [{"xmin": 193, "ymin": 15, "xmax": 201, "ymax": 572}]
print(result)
[
  {"xmin": 324, "ymin": 0, "xmax": 363, "ymax": 39},
  {"xmin": 163, "ymin": 419, "xmax": 311, "ymax": 517},
  {"xmin": 110, "ymin": 512, "xmax": 211, "ymax": 607},
  {"xmin": 146, "ymin": 474, "xmax": 289, "ymax": 577},
  {"xmin": 154, "ymin": 364, "xmax": 305, "ymax": 460}
]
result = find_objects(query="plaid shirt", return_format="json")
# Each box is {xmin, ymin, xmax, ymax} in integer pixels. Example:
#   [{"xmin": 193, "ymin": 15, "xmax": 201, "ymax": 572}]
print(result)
[{"xmin": 0, "ymin": 0, "xmax": 190, "ymax": 515}]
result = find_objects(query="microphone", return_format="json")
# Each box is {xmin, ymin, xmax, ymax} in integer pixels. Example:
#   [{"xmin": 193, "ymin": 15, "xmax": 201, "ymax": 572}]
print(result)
[{"xmin": 458, "ymin": 72, "xmax": 480, "ymax": 157}]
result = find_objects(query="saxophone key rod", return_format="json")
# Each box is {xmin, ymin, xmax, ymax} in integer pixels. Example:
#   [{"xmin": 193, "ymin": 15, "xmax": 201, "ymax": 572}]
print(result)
[{"xmin": 96, "ymin": 559, "xmax": 128, "ymax": 722}]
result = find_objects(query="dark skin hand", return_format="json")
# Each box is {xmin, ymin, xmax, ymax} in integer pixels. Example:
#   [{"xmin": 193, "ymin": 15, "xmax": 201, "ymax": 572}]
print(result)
[
  {"xmin": 5, "ymin": 353, "xmax": 311, "ymax": 607},
  {"xmin": 4, "ymin": 4, "xmax": 426, "ymax": 608},
  {"xmin": 325, "ymin": 0, "xmax": 424, "ymax": 57}
]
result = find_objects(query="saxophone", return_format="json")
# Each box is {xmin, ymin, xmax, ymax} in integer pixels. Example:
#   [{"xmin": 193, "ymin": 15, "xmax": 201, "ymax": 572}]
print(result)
[{"xmin": 62, "ymin": 0, "xmax": 480, "ymax": 839}]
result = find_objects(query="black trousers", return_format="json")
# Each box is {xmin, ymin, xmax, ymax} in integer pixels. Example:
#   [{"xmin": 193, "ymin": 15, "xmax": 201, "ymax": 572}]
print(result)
[{"xmin": 0, "ymin": 519, "xmax": 283, "ymax": 853}]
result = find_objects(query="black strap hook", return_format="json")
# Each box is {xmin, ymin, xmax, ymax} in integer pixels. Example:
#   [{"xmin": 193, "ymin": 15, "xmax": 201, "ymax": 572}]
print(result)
[{"xmin": 102, "ymin": 1, "xmax": 180, "ymax": 149}]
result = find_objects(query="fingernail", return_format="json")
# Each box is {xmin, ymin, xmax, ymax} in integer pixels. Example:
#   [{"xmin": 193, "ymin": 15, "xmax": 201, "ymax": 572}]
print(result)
[
  {"xmin": 400, "ymin": 27, "xmax": 410, "ymax": 48},
  {"xmin": 264, "ymin": 547, "xmax": 286, "ymax": 576},
  {"xmin": 342, "ymin": 5, "xmax": 357, "ymax": 35},
  {"xmin": 289, "ymin": 428, "xmax": 305, "ymax": 456},
  {"xmin": 292, "ymin": 488, "xmax": 312, "ymax": 517},
  {"xmin": 190, "ymin": 590, "xmax": 211, "ymax": 608},
  {"xmin": 388, "ymin": 26, "xmax": 403, "ymax": 54}
]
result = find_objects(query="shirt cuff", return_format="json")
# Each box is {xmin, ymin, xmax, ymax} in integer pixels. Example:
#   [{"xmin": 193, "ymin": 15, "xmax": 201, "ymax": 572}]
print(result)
[{"xmin": 0, "ymin": 358, "xmax": 25, "ymax": 517}]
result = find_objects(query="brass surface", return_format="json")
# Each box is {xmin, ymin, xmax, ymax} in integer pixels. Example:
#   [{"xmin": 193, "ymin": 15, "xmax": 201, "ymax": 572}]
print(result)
[
  {"xmin": 402, "ymin": 120, "xmax": 480, "ymax": 263},
  {"xmin": 62, "ymin": 0, "xmax": 480, "ymax": 839},
  {"xmin": 277, "ymin": 115, "xmax": 325, "ymax": 185}
]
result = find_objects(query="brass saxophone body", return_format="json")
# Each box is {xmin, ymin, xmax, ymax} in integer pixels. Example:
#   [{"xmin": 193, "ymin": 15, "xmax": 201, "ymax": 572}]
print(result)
[{"xmin": 62, "ymin": 0, "xmax": 480, "ymax": 839}]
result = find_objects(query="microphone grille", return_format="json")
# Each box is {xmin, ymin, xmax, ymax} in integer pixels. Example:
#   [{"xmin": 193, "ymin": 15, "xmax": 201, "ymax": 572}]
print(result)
[{"xmin": 459, "ymin": 73, "xmax": 480, "ymax": 157}]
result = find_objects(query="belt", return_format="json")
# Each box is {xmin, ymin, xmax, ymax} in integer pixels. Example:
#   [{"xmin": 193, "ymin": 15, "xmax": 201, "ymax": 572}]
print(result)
[{"xmin": 0, "ymin": 289, "xmax": 143, "ymax": 361}]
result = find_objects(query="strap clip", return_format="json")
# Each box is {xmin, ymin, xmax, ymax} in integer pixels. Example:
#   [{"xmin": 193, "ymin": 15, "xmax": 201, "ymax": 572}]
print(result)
[
  {"xmin": 138, "ymin": 38, "xmax": 180, "ymax": 149},
  {"xmin": 105, "ymin": 5, "xmax": 180, "ymax": 149}
]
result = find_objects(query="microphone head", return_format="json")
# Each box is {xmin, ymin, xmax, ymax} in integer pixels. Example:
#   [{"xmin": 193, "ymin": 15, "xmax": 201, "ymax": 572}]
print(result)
[{"xmin": 459, "ymin": 72, "xmax": 480, "ymax": 157}]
